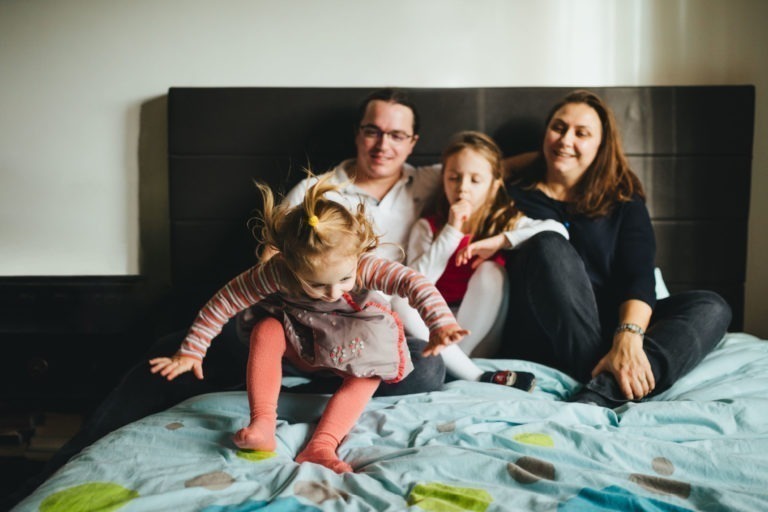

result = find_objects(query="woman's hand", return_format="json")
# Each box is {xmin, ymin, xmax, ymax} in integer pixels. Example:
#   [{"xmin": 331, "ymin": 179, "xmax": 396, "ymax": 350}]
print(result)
[
  {"xmin": 447, "ymin": 199, "xmax": 472, "ymax": 230},
  {"xmin": 422, "ymin": 325, "xmax": 470, "ymax": 356},
  {"xmin": 149, "ymin": 353, "xmax": 204, "ymax": 381},
  {"xmin": 591, "ymin": 331, "xmax": 655, "ymax": 400},
  {"xmin": 455, "ymin": 234, "xmax": 508, "ymax": 268}
]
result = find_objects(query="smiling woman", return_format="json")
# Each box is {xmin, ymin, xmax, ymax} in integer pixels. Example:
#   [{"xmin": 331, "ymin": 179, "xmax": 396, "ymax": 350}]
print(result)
[
  {"xmin": 541, "ymin": 102, "xmax": 603, "ymax": 198},
  {"xmin": 502, "ymin": 90, "xmax": 732, "ymax": 407}
]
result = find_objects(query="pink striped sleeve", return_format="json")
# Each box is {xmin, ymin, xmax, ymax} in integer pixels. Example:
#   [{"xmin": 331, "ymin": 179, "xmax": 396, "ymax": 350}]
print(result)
[
  {"xmin": 179, "ymin": 259, "xmax": 283, "ymax": 360},
  {"xmin": 358, "ymin": 253, "xmax": 458, "ymax": 334}
]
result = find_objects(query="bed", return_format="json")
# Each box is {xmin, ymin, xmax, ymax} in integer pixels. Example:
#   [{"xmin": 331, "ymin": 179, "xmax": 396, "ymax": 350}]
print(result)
[
  {"xmin": 13, "ymin": 86, "xmax": 765, "ymax": 511},
  {"xmin": 13, "ymin": 332, "xmax": 768, "ymax": 512}
]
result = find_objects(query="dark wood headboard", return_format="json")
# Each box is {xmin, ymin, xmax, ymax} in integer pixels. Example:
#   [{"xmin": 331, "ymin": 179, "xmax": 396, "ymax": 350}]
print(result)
[{"xmin": 167, "ymin": 86, "xmax": 754, "ymax": 330}]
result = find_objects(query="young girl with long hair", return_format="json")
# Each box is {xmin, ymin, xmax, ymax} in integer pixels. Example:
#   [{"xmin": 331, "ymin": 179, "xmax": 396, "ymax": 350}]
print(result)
[
  {"xmin": 395, "ymin": 131, "xmax": 568, "ymax": 388},
  {"xmin": 149, "ymin": 176, "xmax": 467, "ymax": 473}
]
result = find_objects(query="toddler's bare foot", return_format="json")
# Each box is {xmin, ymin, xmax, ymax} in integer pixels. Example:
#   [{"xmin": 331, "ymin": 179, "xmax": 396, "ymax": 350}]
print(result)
[
  {"xmin": 232, "ymin": 420, "xmax": 276, "ymax": 451},
  {"xmin": 296, "ymin": 446, "xmax": 352, "ymax": 473}
]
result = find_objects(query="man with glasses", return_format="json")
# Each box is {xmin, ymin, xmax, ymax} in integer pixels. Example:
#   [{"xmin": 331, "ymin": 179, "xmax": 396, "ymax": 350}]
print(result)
[{"xmin": 283, "ymin": 88, "xmax": 442, "ymax": 263}]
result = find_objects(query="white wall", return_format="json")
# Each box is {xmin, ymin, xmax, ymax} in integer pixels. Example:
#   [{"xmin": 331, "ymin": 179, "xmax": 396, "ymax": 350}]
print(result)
[{"xmin": 1, "ymin": 0, "xmax": 766, "ymax": 336}]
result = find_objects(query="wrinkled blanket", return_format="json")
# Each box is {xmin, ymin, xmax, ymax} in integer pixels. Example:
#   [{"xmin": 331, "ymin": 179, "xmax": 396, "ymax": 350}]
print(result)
[{"xmin": 16, "ymin": 333, "xmax": 768, "ymax": 512}]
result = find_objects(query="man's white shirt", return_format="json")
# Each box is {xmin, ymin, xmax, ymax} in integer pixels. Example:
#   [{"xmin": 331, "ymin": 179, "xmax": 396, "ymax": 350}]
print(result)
[{"xmin": 283, "ymin": 159, "xmax": 443, "ymax": 262}]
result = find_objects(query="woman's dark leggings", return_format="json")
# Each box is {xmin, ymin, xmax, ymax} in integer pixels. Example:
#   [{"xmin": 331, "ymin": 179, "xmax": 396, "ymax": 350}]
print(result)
[{"xmin": 500, "ymin": 232, "xmax": 732, "ymax": 405}]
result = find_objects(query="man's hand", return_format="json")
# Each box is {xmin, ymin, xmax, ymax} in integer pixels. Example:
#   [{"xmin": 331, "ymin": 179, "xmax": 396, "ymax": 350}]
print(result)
[
  {"xmin": 422, "ymin": 325, "xmax": 470, "ymax": 356},
  {"xmin": 149, "ymin": 353, "xmax": 204, "ymax": 381}
]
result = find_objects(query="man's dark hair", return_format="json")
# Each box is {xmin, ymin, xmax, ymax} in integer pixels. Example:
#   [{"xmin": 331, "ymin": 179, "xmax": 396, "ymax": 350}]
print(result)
[{"xmin": 356, "ymin": 88, "xmax": 421, "ymax": 135}]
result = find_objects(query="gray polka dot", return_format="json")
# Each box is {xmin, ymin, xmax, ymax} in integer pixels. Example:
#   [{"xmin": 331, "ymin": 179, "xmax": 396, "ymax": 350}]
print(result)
[
  {"xmin": 185, "ymin": 471, "xmax": 235, "ymax": 490},
  {"xmin": 294, "ymin": 480, "xmax": 349, "ymax": 504},
  {"xmin": 165, "ymin": 422, "xmax": 184, "ymax": 430},
  {"xmin": 629, "ymin": 473, "xmax": 691, "ymax": 499},
  {"xmin": 508, "ymin": 456, "xmax": 556, "ymax": 484},
  {"xmin": 652, "ymin": 457, "xmax": 675, "ymax": 476},
  {"xmin": 437, "ymin": 422, "xmax": 456, "ymax": 433}
]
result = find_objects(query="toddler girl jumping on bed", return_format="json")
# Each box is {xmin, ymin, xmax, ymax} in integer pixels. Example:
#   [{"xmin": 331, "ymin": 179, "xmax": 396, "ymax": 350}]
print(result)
[
  {"xmin": 394, "ymin": 131, "xmax": 569, "ymax": 390},
  {"xmin": 149, "ymin": 175, "xmax": 468, "ymax": 473}
]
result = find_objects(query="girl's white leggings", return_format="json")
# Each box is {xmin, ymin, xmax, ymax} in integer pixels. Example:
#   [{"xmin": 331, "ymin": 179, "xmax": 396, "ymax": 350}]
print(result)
[{"xmin": 391, "ymin": 261, "xmax": 509, "ymax": 381}]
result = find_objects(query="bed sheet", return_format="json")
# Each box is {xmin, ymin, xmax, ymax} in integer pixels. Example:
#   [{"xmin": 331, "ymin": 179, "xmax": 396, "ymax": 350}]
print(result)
[{"xmin": 14, "ymin": 333, "xmax": 768, "ymax": 512}]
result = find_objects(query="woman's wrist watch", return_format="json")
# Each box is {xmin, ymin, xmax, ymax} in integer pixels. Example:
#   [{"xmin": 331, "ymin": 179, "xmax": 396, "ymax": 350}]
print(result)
[{"xmin": 615, "ymin": 323, "xmax": 645, "ymax": 338}]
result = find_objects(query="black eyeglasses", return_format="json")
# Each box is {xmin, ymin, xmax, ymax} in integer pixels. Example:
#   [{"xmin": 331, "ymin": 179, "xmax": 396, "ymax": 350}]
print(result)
[{"xmin": 359, "ymin": 124, "xmax": 414, "ymax": 144}]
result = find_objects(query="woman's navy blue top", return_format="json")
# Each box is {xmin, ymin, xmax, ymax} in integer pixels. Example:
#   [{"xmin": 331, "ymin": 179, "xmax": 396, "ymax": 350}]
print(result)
[{"xmin": 506, "ymin": 184, "xmax": 657, "ymax": 320}]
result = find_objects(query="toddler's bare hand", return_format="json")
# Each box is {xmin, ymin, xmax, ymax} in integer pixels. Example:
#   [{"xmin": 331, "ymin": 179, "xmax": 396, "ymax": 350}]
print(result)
[
  {"xmin": 149, "ymin": 353, "xmax": 204, "ymax": 381},
  {"xmin": 422, "ymin": 325, "xmax": 470, "ymax": 356}
]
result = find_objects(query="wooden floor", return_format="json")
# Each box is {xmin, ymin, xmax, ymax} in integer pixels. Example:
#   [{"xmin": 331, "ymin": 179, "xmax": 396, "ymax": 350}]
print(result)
[{"xmin": 0, "ymin": 411, "xmax": 82, "ymax": 504}]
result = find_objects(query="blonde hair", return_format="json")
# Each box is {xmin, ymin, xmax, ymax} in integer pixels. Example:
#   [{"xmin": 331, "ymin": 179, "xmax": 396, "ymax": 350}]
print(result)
[
  {"xmin": 253, "ymin": 173, "xmax": 379, "ymax": 290},
  {"xmin": 436, "ymin": 131, "xmax": 522, "ymax": 238}
]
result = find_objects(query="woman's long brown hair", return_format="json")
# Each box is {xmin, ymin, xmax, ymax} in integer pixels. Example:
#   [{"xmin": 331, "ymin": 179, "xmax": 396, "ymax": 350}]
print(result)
[{"xmin": 510, "ymin": 90, "xmax": 645, "ymax": 217}]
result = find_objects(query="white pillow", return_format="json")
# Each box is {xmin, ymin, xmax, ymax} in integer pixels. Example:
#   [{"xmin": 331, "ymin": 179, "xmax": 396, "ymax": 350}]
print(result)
[{"xmin": 655, "ymin": 267, "xmax": 670, "ymax": 299}]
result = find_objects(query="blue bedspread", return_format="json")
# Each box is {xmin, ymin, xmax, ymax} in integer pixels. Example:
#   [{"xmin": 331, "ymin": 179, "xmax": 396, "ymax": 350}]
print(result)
[{"xmin": 15, "ymin": 333, "xmax": 768, "ymax": 511}]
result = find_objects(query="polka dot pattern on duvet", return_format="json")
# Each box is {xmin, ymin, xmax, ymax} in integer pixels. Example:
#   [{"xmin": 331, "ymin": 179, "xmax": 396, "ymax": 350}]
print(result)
[
  {"xmin": 185, "ymin": 471, "xmax": 236, "ymax": 490},
  {"xmin": 40, "ymin": 482, "xmax": 139, "ymax": 512},
  {"xmin": 408, "ymin": 482, "xmax": 493, "ymax": 511},
  {"xmin": 508, "ymin": 456, "xmax": 556, "ymax": 484},
  {"xmin": 236, "ymin": 449, "xmax": 277, "ymax": 461},
  {"xmin": 629, "ymin": 456, "xmax": 691, "ymax": 499},
  {"xmin": 513, "ymin": 432, "xmax": 554, "ymax": 447},
  {"xmin": 294, "ymin": 480, "xmax": 350, "ymax": 504},
  {"xmin": 652, "ymin": 456, "xmax": 675, "ymax": 476}
]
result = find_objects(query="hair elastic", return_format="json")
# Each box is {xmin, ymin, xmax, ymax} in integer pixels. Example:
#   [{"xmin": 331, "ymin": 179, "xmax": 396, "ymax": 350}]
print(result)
[{"xmin": 307, "ymin": 215, "xmax": 319, "ymax": 227}]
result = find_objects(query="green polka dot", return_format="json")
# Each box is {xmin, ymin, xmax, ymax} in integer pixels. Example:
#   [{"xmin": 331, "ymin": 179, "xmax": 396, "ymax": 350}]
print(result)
[
  {"xmin": 408, "ymin": 482, "xmax": 492, "ymax": 512},
  {"xmin": 513, "ymin": 432, "xmax": 554, "ymax": 447},
  {"xmin": 40, "ymin": 482, "xmax": 138, "ymax": 512},
  {"xmin": 236, "ymin": 449, "xmax": 277, "ymax": 462}
]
